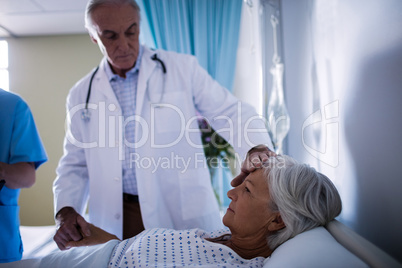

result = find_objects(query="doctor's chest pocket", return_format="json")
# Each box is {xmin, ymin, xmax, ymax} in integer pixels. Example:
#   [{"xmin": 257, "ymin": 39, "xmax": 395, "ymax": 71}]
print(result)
[{"xmin": 150, "ymin": 92, "xmax": 188, "ymax": 134}]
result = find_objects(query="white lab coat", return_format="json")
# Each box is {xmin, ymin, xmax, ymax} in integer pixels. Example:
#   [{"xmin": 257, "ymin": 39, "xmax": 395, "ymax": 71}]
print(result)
[{"xmin": 54, "ymin": 46, "xmax": 271, "ymax": 239}]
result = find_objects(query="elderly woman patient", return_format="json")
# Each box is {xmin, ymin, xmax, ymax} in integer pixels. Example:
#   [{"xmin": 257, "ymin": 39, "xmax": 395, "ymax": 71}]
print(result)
[{"xmin": 4, "ymin": 155, "xmax": 342, "ymax": 267}]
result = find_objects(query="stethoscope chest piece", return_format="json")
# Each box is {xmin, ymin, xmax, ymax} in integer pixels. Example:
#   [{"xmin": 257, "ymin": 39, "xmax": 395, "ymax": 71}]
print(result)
[{"xmin": 81, "ymin": 109, "xmax": 91, "ymax": 122}]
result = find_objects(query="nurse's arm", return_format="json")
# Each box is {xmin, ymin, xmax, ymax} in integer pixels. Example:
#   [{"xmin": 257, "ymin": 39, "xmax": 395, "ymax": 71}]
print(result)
[{"xmin": 0, "ymin": 161, "xmax": 35, "ymax": 189}]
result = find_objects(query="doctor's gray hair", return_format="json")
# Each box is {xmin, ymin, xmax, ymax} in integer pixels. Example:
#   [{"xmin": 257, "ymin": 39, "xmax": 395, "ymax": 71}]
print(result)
[
  {"xmin": 85, "ymin": 0, "xmax": 141, "ymax": 36},
  {"xmin": 263, "ymin": 155, "xmax": 342, "ymax": 250}
]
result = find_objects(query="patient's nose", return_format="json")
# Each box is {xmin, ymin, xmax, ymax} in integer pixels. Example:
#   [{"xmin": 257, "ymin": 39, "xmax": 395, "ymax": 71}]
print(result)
[{"xmin": 227, "ymin": 188, "xmax": 237, "ymax": 201}]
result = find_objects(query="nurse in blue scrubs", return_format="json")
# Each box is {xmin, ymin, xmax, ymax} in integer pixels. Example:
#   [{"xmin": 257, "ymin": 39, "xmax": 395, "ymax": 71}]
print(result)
[{"xmin": 0, "ymin": 89, "xmax": 47, "ymax": 263}]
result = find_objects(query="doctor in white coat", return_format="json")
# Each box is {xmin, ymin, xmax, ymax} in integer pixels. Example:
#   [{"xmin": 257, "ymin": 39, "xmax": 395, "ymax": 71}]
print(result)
[{"xmin": 53, "ymin": 0, "xmax": 273, "ymax": 250}]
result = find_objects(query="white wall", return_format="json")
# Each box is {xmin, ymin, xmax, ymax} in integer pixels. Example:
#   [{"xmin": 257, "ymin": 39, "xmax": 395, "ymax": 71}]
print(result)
[
  {"xmin": 6, "ymin": 34, "xmax": 102, "ymax": 225},
  {"xmin": 281, "ymin": 0, "xmax": 402, "ymax": 262}
]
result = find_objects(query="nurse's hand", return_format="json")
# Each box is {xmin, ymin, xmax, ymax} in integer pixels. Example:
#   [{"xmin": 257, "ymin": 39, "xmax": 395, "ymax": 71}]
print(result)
[
  {"xmin": 65, "ymin": 224, "xmax": 119, "ymax": 248},
  {"xmin": 54, "ymin": 206, "xmax": 91, "ymax": 250},
  {"xmin": 231, "ymin": 145, "xmax": 276, "ymax": 187}
]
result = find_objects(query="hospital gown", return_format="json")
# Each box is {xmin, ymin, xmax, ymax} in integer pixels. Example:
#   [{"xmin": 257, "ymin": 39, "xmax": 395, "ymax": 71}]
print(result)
[{"xmin": 109, "ymin": 228, "xmax": 265, "ymax": 267}]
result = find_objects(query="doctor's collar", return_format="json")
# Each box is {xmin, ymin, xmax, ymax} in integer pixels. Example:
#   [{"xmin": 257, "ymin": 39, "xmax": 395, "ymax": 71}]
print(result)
[{"xmin": 105, "ymin": 45, "xmax": 144, "ymax": 82}]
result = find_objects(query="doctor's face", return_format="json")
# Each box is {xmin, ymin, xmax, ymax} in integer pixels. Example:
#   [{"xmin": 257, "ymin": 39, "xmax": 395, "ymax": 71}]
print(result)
[
  {"xmin": 89, "ymin": 3, "xmax": 140, "ymax": 77},
  {"xmin": 223, "ymin": 169, "xmax": 278, "ymax": 238}
]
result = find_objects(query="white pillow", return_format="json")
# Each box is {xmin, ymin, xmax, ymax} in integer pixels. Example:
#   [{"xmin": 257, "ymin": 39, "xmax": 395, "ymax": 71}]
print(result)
[{"xmin": 264, "ymin": 227, "xmax": 368, "ymax": 268}]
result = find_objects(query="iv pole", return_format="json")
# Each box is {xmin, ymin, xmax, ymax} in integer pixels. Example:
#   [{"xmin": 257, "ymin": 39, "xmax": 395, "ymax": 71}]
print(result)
[{"xmin": 266, "ymin": 13, "xmax": 290, "ymax": 154}]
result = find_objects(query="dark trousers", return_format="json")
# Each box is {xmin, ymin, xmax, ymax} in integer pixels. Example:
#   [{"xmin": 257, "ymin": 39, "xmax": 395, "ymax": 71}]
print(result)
[{"xmin": 123, "ymin": 193, "xmax": 145, "ymax": 239}]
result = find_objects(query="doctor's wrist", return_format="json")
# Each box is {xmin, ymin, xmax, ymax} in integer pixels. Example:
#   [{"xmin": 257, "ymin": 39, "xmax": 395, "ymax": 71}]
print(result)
[{"xmin": 55, "ymin": 206, "xmax": 78, "ymax": 223}]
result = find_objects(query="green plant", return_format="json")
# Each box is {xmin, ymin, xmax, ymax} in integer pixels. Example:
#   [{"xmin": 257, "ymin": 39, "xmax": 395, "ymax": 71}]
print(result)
[{"xmin": 198, "ymin": 116, "xmax": 234, "ymax": 171}]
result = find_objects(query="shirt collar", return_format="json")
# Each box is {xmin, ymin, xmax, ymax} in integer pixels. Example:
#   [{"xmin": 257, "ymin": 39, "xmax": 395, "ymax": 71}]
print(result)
[{"xmin": 104, "ymin": 45, "xmax": 144, "ymax": 81}]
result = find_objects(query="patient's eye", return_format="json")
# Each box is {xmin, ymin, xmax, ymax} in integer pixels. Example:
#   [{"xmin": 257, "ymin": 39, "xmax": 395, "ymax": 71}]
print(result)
[{"xmin": 243, "ymin": 179, "xmax": 253, "ymax": 196}]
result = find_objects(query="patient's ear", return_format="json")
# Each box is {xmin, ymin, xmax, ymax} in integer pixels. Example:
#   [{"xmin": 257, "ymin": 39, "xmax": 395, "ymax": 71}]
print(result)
[{"xmin": 268, "ymin": 213, "xmax": 285, "ymax": 232}]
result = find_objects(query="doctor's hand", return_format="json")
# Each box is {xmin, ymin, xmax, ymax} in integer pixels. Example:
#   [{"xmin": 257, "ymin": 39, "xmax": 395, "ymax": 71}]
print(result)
[
  {"xmin": 65, "ymin": 224, "xmax": 119, "ymax": 249},
  {"xmin": 54, "ymin": 206, "xmax": 91, "ymax": 250},
  {"xmin": 231, "ymin": 145, "xmax": 276, "ymax": 187}
]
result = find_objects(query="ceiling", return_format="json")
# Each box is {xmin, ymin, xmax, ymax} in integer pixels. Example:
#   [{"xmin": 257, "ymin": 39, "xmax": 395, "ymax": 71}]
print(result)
[{"xmin": 0, "ymin": 0, "xmax": 89, "ymax": 38}]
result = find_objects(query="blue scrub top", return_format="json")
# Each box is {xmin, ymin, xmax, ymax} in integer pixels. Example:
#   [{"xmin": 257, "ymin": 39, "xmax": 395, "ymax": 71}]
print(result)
[{"xmin": 0, "ymin": 89, "xmax": 48, "ymax": 263}]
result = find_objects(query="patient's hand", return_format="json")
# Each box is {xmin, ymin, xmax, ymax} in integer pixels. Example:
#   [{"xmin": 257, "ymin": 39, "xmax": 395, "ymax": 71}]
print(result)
[
  {"xmin": 54, "ymin": 207, "xmax": 91, "ymax": 250},
  {"xmin": 231, "ymin": 145, "xmax": 276, "ymax": 187},
  {"xmin": 65, "ymin": 224, "xmax": 119, "ymax": 249}
]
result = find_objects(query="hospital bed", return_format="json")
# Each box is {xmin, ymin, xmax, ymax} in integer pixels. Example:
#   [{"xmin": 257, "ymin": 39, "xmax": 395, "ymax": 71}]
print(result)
[{"xmin": 5, "ymin": 220, "xmax": 401, "ymax": 267}]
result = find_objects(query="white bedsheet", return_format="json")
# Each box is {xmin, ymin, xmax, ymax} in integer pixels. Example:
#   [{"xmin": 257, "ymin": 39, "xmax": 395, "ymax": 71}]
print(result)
[
  {"xmin": 20, "ymin": 225, "xmax": 59, "ymax": 259},
  {"xmin": 1, "ymin": 240, "xmax": 119, "ymax": 268}
]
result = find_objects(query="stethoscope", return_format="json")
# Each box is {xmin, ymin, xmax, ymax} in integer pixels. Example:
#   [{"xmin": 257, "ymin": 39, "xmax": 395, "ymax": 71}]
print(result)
[{"xmin": 81, "ymin": 53, "xmax": 167, "ymax": 121}]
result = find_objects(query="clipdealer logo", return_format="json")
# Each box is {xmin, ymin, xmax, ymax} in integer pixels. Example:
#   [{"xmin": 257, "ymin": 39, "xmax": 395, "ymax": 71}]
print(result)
[
  {"xmin": 65, "ymin": 101, "xmax": 271, "ymax": 161},
  {"xmin": 302, "ymin": 100, "xmax": 340, "ymax": 167}
]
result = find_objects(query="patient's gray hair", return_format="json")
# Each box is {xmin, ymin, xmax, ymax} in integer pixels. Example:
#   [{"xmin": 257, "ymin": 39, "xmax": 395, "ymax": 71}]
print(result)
[
  {"xmin": 263, "ymin": 155, "xmax": 342, "ymax": 250},
  {"xmin": 85, "ymin": 0, "xmax": 141, "ymax": 36}
]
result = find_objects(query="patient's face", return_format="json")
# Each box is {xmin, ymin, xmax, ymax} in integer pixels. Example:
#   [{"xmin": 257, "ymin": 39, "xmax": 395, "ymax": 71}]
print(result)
[{"xmin": 223, "ymin": 169, "xmax": 275, "ymax": 237}]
